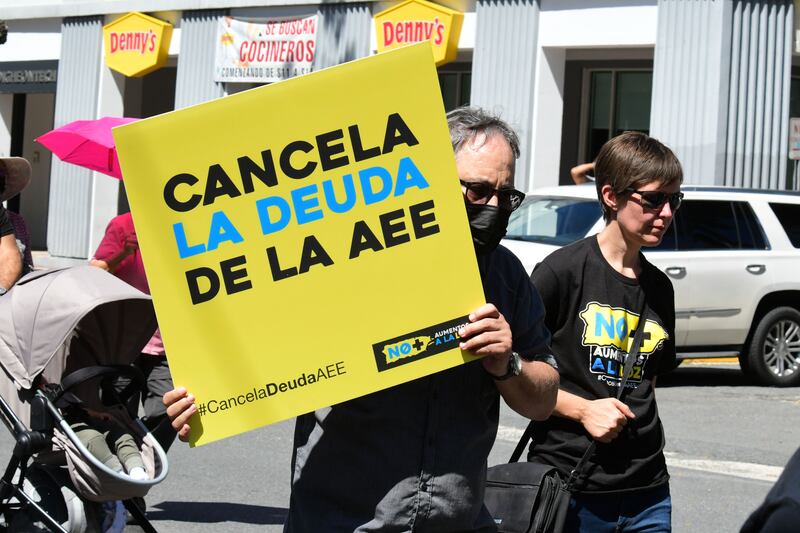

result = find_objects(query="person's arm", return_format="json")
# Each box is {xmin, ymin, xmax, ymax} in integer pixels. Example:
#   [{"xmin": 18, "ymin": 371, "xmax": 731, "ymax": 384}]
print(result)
[
  {"xmin": 552, "ymin": 389, "xmax": 634, "ymax": 443},
  {"xmin": 496, "ymin": 360, "xmax": 559, "ymax": 421},
  {"xmin": 91, "ymin": 227, "xmax": 138, "ymax": 273},
  {"xmin": 89, "ymin": 258, "xmax": 111, "ymax": 271},
  {"xmin": 459, "ymin": 303, "xmax": 560, "ymax": 421},
  {"xmin": 0, "ymin": 233, "xmax": 22, "ymax": 293},
  {"xmin": 570, "ymin": 162, "xmax": 595, "ymax": 185},
  {"xmin": 89, "ymin": 233, "xmax": 139, "ymax": 274}
]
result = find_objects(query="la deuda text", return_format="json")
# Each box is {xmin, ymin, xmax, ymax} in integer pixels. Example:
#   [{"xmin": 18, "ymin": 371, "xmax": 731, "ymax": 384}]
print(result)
[{"xmin": 163, "ymin": 112, "xmax": 443, "ymax": 305}]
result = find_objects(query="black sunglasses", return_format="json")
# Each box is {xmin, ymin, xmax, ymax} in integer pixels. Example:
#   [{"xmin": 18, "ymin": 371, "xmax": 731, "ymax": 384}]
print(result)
[
  {"xmin": 625, "ymin": 188, "xmax": 683, "ymax": 211},
  {"xmin": 460, "ymin": 180, "xmax": 526, "ymax": 211}
]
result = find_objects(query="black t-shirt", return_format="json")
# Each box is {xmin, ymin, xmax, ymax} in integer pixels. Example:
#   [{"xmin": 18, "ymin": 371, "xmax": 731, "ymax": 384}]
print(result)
[
  {"xmin": 0, "ymin": 206, "xmax": 12, "ymax": 237},
  {"xmin": 528, "ymin": 235, "xmax": 675, "ymax": 493},
  {"xmin": 477, "ymin": 245, "xmax": 553, "ymax": 362}
]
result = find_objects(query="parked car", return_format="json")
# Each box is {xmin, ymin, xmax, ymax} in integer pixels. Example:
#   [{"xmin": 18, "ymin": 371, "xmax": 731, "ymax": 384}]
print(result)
[{"xmin": 502, "ymin": 184, "xmax": 800, "ymax": 386}]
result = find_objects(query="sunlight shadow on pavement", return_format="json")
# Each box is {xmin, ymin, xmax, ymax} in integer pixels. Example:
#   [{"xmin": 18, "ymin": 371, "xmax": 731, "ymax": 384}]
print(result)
[
  {"xmin": 146, "ymin": 502, "xmax": 288, "ymax": 525},
  {"xmin": 658, "ymin": 363, "xmax": 753, "ymax": 388}
]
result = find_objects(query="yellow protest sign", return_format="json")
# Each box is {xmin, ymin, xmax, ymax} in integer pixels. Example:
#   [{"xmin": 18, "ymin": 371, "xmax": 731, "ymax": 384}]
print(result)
[{"xmin": 113, "ymin": 43, "xmax": 485, "ymax": 446}]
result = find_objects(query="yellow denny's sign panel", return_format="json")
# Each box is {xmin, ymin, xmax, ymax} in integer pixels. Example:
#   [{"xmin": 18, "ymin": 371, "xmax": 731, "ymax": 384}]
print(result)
[
  {"xmin": 103, "ymin": 12, "xmax": 173, "ymax": 77},
  {"xmin": 113, "ymin": 43, "xmax": 485, "ymax": 446},
  {"xmin": 375, "ymin": 0, "xmax": 463, "ymax": 66}
]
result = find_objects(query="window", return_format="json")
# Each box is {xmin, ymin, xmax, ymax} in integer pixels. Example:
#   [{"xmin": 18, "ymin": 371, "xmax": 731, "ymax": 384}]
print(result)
[
  {"xmin": 674, "ymin": 200, "xmax": 767, "ymax": 251},
  {"xmin": 734, "ymin": 202, "xmax": 768, "ymax": 249},
  {"xmin": 651, "ymin": 223, "xmax": 677, "ymax": 251},
  {"xmin": 769, "ymin": 203, "xmax": 800, "ymax": 247},
  {"xmin": 786, "ymin": 74, "xmax": 800, "ymax": 189},
  {"xmin": 583, "ymin": 69, "xmax": 652, "ymax": 162},
  {"xmin": 505, "ymin": 196, "xmax": 602, "ymax": 246},
  {"xmin": 438, "ymin": 63, "xmax": 471, "ymax": 112}
]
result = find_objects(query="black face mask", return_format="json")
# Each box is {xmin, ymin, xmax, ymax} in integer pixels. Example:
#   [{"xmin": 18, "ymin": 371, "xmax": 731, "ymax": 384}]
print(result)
[{"xmin": 465, "ymin": 203, "xmax": 511, "ymax": 255}]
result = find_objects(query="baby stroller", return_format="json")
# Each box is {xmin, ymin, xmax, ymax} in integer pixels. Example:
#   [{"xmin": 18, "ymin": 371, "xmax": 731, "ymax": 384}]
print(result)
[{"xmin": 0, "ymin": 266, "xmax": 169, "ymax": 532}]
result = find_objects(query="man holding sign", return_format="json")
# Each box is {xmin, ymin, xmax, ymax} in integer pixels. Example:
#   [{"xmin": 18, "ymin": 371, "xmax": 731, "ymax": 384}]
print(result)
[{"xmin": 166, "ymin": 107, "xmax": 558, "ymax": 531}]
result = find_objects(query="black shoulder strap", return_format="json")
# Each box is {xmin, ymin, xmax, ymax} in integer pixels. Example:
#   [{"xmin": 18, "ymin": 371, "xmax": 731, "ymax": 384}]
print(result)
[
  {"xmin": 509, "ymin": 421, "xmax": 536, "ymax": 463},
  {"xmin": 565, "ymin": 301, "xmax": 650, "ymax": 488},
  {"xmin": 614, "ymin": 305, "xmax": 650, "ymax": 400}
]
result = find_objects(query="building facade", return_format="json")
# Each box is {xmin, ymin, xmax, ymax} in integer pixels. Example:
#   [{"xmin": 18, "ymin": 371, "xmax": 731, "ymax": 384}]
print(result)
[{"xmin": 1, "ymin": 0, "xmax": 798, "ymax": 261}]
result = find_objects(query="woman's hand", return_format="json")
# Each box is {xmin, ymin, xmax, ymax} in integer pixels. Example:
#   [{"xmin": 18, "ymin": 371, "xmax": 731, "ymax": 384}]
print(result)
[{"xmin": 579, "ymin": 398, "xmax": 635, "ymax": 443}]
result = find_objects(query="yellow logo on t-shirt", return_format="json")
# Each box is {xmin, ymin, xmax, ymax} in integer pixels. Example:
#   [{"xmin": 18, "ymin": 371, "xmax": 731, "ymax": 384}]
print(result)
[
  {"xmin": 578, "ymin": 302, "xmax": 668, "ymax": 385},
  {"xmin": 579, "ymin": 302, "xmax": 668, "ymax": 354}
]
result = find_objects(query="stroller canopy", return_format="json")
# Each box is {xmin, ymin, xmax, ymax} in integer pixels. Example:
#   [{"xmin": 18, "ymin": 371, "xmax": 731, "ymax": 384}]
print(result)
[{"xmin": 0, "ymin": 266, "xmax": 157, "ymax": 390}]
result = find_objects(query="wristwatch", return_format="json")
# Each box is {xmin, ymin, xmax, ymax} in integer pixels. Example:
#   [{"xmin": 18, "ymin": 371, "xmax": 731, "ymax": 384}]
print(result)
[{"xmin": 491, "ymin": 351, "xmax": 522, "ymax": 381}]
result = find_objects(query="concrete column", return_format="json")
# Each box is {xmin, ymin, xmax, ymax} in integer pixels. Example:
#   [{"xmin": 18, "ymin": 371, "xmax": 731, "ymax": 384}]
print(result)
[
  {"xmin": 471, "ymin": 0, "xmax": 540, "ymax": 192},
  {"xmin": 529, "ymin": 47, "xmax": 565, "ymax": 190},
  {"xmin": 88, "ymin": 61, "xmax": 125, "ymax": 256},
  {"xmin": 651, "ymin": 0, "xmax": 792, "ymax": 188},
  {"xmin": 46, "ymin": 16, "xmax": 103, "ymax": 258}
]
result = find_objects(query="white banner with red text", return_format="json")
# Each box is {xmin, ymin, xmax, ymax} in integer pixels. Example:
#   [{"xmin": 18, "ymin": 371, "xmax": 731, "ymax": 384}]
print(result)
[{"xmin": 214, "ymin": 15, "xmax": 318, "ymax": 83}]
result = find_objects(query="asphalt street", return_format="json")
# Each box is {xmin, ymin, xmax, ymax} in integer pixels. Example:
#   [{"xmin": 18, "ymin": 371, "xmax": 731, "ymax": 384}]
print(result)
[{"xmin": 3, "ymin": 361, "xmax": 798, "ymax": 532}]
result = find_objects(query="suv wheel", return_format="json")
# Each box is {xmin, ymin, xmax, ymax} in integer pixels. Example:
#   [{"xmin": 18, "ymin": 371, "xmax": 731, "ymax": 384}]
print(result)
[{"xmin": 746, "ymin": 307, "xmax": 800, "ymax": 387}]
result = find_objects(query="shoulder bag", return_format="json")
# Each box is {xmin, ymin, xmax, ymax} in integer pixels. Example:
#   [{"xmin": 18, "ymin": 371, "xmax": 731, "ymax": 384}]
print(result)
[{"xmin": 484, "ymin": 304, "xmax": 649, "ymax": 533}]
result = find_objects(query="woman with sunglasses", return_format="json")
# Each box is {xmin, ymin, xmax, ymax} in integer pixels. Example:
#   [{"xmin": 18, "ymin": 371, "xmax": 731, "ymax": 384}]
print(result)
[{"xmin": 527, "ymin": 131, "xmax": 683, "ymax": 532}]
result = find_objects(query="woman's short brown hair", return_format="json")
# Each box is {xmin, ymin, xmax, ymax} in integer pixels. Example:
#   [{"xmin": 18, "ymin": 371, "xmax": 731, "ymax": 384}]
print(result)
[{"xmin": 594, "ymin": 131, "xmax": 683, "ymax": 222}]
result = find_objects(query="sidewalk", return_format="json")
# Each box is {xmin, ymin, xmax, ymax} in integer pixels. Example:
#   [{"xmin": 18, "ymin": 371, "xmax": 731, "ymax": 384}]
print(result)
[{"xmin": 31, "ymin": 250, "xmax": 88, "ymax": 270}]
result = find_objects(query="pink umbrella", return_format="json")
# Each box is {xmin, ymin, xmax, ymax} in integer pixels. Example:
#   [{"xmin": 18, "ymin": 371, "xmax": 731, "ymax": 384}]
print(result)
[{"xmin": 35, "ymin": 116, "xmax": 139, "ymax": 179}]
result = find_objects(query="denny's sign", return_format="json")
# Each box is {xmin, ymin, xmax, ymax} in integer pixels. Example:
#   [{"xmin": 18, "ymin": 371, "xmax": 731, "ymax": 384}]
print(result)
[
  {"xmin": 103, "ymin": 12, "xmax": 173, "ymax": 77},
  {"xmin": 375, "ymin": 0, "xmax": 463, "ymax": 66}
]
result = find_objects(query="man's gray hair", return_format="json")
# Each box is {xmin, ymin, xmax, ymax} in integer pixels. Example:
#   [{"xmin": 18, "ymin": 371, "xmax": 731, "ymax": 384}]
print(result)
[{"xmin": 446, "ymin": 107, "xmax": 520, "ymax": 159}]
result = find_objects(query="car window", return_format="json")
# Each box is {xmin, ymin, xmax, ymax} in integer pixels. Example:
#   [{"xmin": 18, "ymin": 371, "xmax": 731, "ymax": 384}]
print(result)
[
  {"xmin": 734, "ymin": 201, "xmax": 768, "ymax": 249},
  {"xmin": 650, "ymin": 222, "xmax": 677, "ymax": 251},
  {"xmin": 675, "ymin": 200, "xmax": 738, "ymax": 250},
  {"xmin": 674, "ymin": 200, "xmax": 766, "ymax": 250},
  {"xmin": 768, "ymin": 203, "xmax": 800, "ymax": 248},
  {"xmin": 505, "ymin": 196, "xmax": 602, "ymax": 245}
]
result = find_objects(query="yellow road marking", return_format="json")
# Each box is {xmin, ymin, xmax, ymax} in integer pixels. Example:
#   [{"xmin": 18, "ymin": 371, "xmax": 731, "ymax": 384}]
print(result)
[{"xmin": 683, "ymin": 357, "xmax": 739, "ymax": 364}]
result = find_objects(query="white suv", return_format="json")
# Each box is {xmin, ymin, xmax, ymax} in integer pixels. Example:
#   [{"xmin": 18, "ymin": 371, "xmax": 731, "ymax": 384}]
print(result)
[{"xmin": 502, "ymin": 185, "xmax": 800, "ymax": 387}]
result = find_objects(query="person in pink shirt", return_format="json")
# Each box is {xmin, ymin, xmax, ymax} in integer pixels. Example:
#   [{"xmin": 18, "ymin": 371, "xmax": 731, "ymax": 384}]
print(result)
[{"xmin": 91, "ymin": 212, "xmax": 175, "ymax": 453}]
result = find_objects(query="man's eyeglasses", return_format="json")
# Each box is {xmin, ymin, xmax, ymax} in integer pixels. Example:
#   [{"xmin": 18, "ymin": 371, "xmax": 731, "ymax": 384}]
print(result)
[
  {"xmin": 625, "ymin": 188, "xmax": 683, "ymax": 211},
  {"xmin": 460, "ymin": 180, "xmax": 526, "ymax": 211}
]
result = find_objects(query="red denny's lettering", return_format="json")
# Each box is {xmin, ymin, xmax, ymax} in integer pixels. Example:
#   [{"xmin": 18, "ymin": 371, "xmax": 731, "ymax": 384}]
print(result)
[
  {"xmin": 109, "ymin": 30, "xmax": 157, "ymax": 54},
  {"xmin": 382, "ymin": 19, "xmax": 445, "ymax": 47}
]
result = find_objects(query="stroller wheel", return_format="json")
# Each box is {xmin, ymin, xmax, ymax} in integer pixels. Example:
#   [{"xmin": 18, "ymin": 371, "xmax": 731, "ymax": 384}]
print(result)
[{"xmin": 6, "ymin": 464, "xmax": 89, "ymax": 533}]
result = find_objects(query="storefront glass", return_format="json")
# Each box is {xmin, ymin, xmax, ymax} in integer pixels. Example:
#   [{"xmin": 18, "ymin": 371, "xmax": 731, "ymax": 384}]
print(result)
[
  {"xmin": 585, "ymin": 68, "xmax": 652, "ymax": 161},
  {"xmin": 438, "ymin": 62, "xmax": 471, "ymax": 111}
]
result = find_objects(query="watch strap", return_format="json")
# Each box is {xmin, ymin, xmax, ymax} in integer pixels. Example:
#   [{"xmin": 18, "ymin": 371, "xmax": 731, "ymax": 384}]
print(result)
[{"xmin": 491, "ymin": 351, "xmax": 521, "ymax": 381}]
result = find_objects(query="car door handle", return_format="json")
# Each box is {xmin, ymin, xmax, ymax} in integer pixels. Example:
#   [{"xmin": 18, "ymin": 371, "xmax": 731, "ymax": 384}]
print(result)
[
  {"xmin": 665, "ymin": 267, "xmax": 686, "ymax": 278},
  {"xmin": 746, "ymin": 264, "xmax": 766, "ymax": 275}
]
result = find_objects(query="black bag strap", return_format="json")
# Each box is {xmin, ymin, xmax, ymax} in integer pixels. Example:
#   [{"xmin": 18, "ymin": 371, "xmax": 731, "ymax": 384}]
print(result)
[
  {"xmin": 509, "ymin": 300, "xmax": 650, "ymax": 487},
  {"xmin": 565, "ymin": 302, "xmax": 649, "ymax": 489},
  {"xmin": 509, "ymin": 421, "xmax": 536, "ymax": 463}
]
